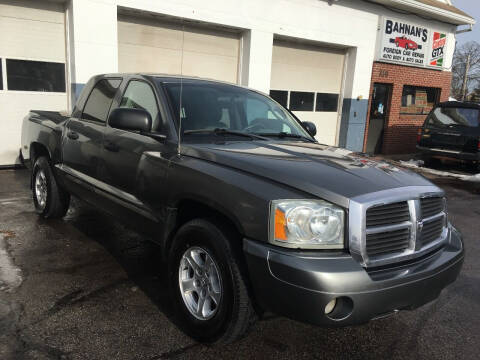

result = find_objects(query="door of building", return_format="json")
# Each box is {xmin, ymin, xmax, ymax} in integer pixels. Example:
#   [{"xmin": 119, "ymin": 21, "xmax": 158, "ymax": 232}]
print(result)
[{"xmin": 366, "ymin": 84, "xmax": 392, "ymax": 154}]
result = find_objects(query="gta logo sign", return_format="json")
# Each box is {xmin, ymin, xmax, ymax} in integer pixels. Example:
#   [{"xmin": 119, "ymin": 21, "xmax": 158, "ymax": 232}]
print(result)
[{"xmin": 379, "ymin": 18, "xmax": 428, "ymax": 66}]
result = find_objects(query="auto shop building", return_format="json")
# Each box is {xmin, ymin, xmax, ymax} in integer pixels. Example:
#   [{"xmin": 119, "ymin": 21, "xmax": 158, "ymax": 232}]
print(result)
[{"xmin": 0, "ymin": 0, "xmax": 474, "ymax": 166}]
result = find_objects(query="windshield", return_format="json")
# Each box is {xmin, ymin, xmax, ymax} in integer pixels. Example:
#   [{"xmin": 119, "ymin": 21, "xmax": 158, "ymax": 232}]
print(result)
[
  {"xmin": 161, "ymin": 81, "xmax": 313, "ymax": 140},
  {"xmin": 426, "ymin": 107, "xmax": 480, "ymax": 128}
]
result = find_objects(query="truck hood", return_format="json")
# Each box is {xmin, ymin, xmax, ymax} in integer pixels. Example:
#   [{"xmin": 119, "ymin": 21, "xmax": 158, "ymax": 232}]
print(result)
[{"xmin": 182, "ymin": 141, "xmax": 434, "ymax": 207}]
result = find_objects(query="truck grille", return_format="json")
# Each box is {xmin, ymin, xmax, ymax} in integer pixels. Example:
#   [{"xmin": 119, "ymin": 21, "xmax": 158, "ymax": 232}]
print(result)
[
  {"xmin": 365, "ymin": 201, "xmax": 411, "ymax": 258},
  {"xmin": 350, "ymin": 187, "xmax": 449, "ymax": 267},
  {"xmin": 366, "ymin": 202, "xmax": 410, "ymax": 227},
  {"xmin": 420, "ymin": 216, "xmax": 444, "ymax": 246},
  {"xmin": 421, "ymin": 197, "xmax": 444, "ymax": 218},
  {"xmin": 366, "ymin": 228, "xmax": 410, "ymax": 256}
]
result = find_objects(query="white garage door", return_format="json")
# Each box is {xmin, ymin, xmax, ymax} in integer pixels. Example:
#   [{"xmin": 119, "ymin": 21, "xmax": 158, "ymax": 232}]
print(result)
[
  {"xmin": 270, "ymin": 40, "xmax": 345, "ymax": 145},
  {"xmin": 118, "ymin": 15, "xmax": 240, "ymax": 84},
  {"xmin": 0, "ymin": 0, "xmax": 68, "ymax": 166}
]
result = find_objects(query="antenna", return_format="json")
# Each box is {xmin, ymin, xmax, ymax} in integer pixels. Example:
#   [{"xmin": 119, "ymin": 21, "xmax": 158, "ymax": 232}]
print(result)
[{"xmin": 177, "ymin": 21, "xmax": 185, "ymax": 156}]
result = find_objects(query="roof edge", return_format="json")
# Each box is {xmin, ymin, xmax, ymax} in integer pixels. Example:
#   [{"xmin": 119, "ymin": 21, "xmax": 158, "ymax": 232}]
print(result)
[{"xmin": 367, "ymin": 0, "xmax": 475, "ymax": 26}]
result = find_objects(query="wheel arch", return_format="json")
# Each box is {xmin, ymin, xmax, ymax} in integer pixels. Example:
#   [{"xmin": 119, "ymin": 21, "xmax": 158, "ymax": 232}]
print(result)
[{"xmin": 163, "ymin": 198, "xmax": 246, "ymax": 260}]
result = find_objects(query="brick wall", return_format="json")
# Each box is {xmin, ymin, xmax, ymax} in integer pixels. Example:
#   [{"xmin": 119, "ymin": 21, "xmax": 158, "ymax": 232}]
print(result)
[{"xmin": 363, "ymin": 62, "xmax": 452, "ymax": 154}]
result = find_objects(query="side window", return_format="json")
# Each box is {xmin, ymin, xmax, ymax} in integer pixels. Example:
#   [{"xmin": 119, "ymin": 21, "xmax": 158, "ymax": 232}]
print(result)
[
  {"xmin": 119, "ymin": 81, "xmax": 159, "ymax": 125},
  {"xmin": 82, "ymin": 79, "xmax": 121, "ymax": 122}
]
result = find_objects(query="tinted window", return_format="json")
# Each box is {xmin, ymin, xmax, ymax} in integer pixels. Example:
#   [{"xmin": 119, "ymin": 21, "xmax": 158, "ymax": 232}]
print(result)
[
  {"xmin": 290, "ymin": 91, "xmax": 314, "ymax": 111},
  {"xmin": 6, "ymin": 59, "xmax": 65, "ymax": 92},
  {"xmin": 0, "ymin": 59, "xmax": 2, "ymax": 90},
  {"xmin": 427, "ymin": 107, "xmax": 480, "ymax": 128},
  {"xmin": 401, "ymin": 86, "xmax": 439, "ymax": 114},
  {"xmin": 269, "ymin": 90, "xmax": 288, "ymax": 108},
  {"xmin": 120, "ymin": 81, "xmax": 160, "ymax": 126},
  {"xmin": 82, "ymin": 79, "xmax": 121, "ymax": 123},
  {"xmin": 316, "ymin": 93, "xmax": 338, "ymax": 112}
]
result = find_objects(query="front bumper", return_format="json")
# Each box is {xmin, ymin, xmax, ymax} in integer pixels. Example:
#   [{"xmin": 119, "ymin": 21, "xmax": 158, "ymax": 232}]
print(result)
[
  {"xmin": 416, "ymin": 145, "xmax": 479, "ymax": 161},
  {"xmin": 243, "ymin": 225, "xmax": 464, "ymax": 327}
]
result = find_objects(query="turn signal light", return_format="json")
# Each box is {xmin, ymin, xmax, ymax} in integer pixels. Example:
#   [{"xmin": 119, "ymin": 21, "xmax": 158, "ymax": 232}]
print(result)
[{"xmin": 274, "ymin": 209, "xmax": 287, "ymax": 241}]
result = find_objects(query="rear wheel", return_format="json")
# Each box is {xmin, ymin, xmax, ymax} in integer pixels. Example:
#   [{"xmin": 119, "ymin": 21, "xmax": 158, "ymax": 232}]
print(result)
[
  {"xmin": 168, "ymin": 219, "xmax": 256, "ymax": 344},
  {"xmin": 32, "ymin": 156, "xmax": 70, "ymax": 218}
]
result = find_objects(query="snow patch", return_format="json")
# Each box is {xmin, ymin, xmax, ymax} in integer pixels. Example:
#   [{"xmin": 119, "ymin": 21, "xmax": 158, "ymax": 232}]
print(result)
[
  {"xmin": 399, "ymin": 159, "xmax": 480, "ymax": 182},
  {"xmin": 0, "ymin": 234, "xmax": 22, "ymax": 292}
]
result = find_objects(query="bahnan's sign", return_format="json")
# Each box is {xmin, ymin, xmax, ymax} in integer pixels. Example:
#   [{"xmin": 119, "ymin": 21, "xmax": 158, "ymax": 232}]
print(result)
[{"xmin": 377, "ymin": 17, "xmax": 447, "ymax": 70}]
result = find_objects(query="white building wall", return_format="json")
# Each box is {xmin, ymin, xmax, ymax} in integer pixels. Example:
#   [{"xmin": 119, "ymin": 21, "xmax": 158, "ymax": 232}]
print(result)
[{"xmin": 67, "ymin": 0, "xmax": 118, "ymax": 103}]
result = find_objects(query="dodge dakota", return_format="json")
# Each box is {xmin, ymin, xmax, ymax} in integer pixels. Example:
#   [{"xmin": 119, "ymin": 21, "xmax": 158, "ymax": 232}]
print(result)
[{"xmin": 21, "ymin": 74, "xmax": 464, "ymax": 344}]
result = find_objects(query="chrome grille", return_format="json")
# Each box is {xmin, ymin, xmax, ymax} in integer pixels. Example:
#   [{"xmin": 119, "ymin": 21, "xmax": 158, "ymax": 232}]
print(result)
[
  {"xmin": 420, "ymin": 217, "xmax": 444, "ymax": 246},
  {"xmin": 366, "ymin": 228, "xmax": 410, "ymax": 256},
  {"xmin": 365, "ymin": 201, "xmax": 411, "ymax": 258},
  {"xmin": 349, "ymin": 186, "xmax": 449, "ymax": 268},
  {"xmin": 366, "ymin": 202, "xmax": 410, "ymax": 227},
  {"xmin": 421, "ymin": 197, "xmax": 444, "ymax": 218}
]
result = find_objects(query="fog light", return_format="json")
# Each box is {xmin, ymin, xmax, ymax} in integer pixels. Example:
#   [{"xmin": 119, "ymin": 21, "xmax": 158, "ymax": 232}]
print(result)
[{"xmin": 325, "ymin": 298, "xmax": 337, "ymax": 314}]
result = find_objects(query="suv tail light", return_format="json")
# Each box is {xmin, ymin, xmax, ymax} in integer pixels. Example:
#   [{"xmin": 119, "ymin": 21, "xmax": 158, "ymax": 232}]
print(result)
[{"xmin": 417, "ymin": 128, "xmax": 422, "ymax": 143}]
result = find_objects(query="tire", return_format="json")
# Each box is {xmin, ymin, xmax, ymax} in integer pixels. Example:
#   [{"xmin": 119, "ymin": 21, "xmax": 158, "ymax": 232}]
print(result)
[
  {"xmin": 168, "ymin": 219, "xmax": 256, "ymax": 344},
  {"xmin": 32, "ymin": 156, "xmax": 70, "ymax": 218}
]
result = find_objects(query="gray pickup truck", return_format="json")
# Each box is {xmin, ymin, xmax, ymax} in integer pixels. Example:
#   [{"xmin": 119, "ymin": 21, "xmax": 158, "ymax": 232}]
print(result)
[{"xmin": 21, "ymin": 74, "xmax": 464, "ymax": 344}]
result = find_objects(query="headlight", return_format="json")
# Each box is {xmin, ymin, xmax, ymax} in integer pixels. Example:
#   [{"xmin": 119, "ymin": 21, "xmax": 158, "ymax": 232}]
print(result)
[{"xmin": 270, "ymin": 199, "xmax": 345, "ymax": 249}]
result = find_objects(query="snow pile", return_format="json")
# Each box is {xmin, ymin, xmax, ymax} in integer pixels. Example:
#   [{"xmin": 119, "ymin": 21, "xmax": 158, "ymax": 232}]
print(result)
[{"xmin": 399, "ymin": 159, "xmax": 480, "ymax": 182}]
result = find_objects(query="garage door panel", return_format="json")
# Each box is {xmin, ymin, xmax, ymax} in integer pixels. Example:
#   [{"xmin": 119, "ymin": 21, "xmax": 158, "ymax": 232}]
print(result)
[
  {"xmin": 182, "ymin": 51, "xmax": 238, "ymax": 83},
  {"xmin": 295, "ymin": 112, "xmax": 338, "ymax": 145},
  {"xmin": 0, "ymin": 17, "xmax": 65, "ymax": 62},
  {"xmin": 272, "ymin": 43, "xmax": 344, "ymax": 70},
  {"xmin": 118, "ymin": 18, "xmax": 183, "ymax": 50},
  {"xmin": 183, "ymin": 30, "xmax": 239, "ymax": 58},
  {"xmin": 271, "ymin": 63, "xmax": 343, "ymax": 92},
  {"xmin": 118, "ymin": 16, "xmax": 239, "ymax": 83},
  {"xmin": 119, "ymin": 43, "xmax": 182, "ymax": 73},
  {"xmin": 0, "ymin": 0, "xmax": 64, "ymax": 24}
]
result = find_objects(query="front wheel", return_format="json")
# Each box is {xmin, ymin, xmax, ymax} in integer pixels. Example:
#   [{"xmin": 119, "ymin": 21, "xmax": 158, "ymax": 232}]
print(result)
[
  {"xmin": 168, "ymin": 219, "xmax": 256, "ymax": 344},
  {"xmin": 32, "ymin": 156, "xmax": 70, "ymax": 218}
]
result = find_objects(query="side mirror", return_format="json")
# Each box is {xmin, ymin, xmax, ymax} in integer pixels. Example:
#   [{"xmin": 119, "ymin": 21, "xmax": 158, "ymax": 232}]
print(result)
[
  {"xmin": 302, "ymin": 121, "xmax": 317, "ymax": 137},
  {"xmin": 108, "ymin": 108, "xmax": 152, "ymax": 133}
]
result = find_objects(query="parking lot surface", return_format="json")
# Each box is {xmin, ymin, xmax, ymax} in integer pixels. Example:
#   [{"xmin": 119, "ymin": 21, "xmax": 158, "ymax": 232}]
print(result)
[{"xmin": 0, "ymin": 168, "xmax": 479, "ymax": 360}]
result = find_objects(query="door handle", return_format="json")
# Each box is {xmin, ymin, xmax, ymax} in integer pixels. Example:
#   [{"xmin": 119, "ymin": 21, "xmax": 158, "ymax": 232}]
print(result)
[
  {"xmin": 67, "ymin": 131, "xmax": 79, "ymax": 140},
  {"xmin": 104, "ymin": 141, "xmax": 119, "ymax": 152}
]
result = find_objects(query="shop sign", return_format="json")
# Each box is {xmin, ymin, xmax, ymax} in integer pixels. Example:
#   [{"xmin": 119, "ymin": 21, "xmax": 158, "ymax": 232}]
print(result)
[
  {"xmin": 377, "ymin": 17, "xmax": 447, "ymax": 70},
  {"xmin": 429, "ymin": 31, "xmax": 447, "ymax": 67}
]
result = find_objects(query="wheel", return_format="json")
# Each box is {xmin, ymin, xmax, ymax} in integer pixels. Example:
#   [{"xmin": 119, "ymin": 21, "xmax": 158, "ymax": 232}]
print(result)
[
  {"xmin": 395, "ymin": 42, "xmax": 399, "ymax": 47},
  {"xmin": 32, "ymin": 156, "xmax": 70, "ymax": 218},
  {"xmin": 168, "ymin": 219, "xmax": 256, "ymax": 344}
]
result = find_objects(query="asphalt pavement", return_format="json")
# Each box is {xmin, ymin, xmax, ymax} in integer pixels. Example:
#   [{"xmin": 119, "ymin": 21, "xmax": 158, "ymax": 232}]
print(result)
[{"xmin": 0, "ymin": 168, "xmax": 479, "ymax": 360}]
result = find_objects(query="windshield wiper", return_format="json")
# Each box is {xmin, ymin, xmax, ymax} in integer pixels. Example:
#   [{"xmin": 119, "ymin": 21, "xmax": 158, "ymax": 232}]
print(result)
[
  {"xmin": 256, "ymin": 132, "xmax": 315, "ymax": 142},
  {"xmin": 184, "ymin": 128, "xmax": 268, "ymax": 140}
]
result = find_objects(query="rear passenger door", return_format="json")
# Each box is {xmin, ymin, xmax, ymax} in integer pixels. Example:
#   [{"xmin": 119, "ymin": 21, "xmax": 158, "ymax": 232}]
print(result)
[{"xmin": 62, "ymin": 78, "xmax": 121, "ymax": 182}]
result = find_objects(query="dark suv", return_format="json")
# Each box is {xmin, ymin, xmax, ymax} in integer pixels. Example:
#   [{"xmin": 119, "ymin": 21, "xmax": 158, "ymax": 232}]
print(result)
[{"xmin": 417, "ymin": 101, "xmax": 480, "ymax": 167}]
